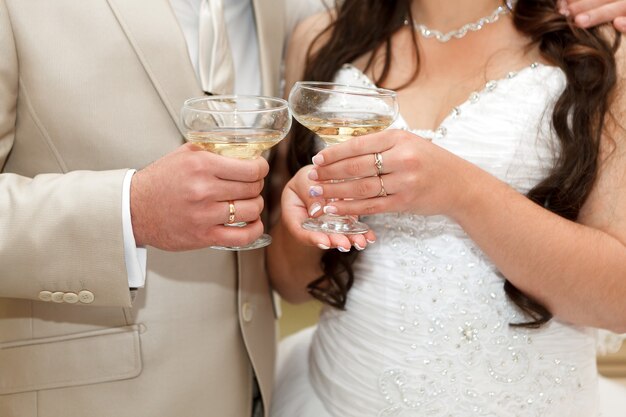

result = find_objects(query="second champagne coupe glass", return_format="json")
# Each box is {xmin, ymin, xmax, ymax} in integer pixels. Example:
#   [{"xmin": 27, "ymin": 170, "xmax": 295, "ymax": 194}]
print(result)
[
  {"xmin": 181, "ymin": 96, "xmax": 291, "ymax": 251},
  {"xmin": 288, "ymin": 82, "xmax": 398, "ymax": 235}
]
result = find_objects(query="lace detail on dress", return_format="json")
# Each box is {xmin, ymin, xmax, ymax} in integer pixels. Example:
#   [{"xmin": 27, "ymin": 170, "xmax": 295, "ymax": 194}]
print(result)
[{"xmin": 370, "ymin": 214, "xmax": 588, "ymax": 417}]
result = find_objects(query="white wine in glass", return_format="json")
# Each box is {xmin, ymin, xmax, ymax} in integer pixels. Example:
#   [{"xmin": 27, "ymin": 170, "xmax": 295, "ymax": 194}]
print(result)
[
  {"xmin": 288, "ymin": 82, "xmax": 398, "ymax": 235},
  {"xmin": 297, "ymin": 114, "xmax": 396, "ymax": 145},
  {"xmin": 181, "ymin": 96, "xmax": 291, "ymax": 251},
  {"xmin": 185, "ymin": 128, "xmax": 285, "ymax": 159}
]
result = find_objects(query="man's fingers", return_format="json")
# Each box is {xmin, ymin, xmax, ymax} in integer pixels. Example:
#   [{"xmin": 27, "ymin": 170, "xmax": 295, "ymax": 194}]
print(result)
[
  {"xmin": 208, "ymin": 219, "xmax": 264, "ymax": 247},
  {"xmin": 211, "ymin": 179, "xmax": 265, "ymax": 201},
  {"xmin": 180, "ymin": 145, "xmax": 269, "ymax": 182},
  {"xmin": 214, "ymin": 196, "xmax": 264, "ymax": 225},
  {"xmin": 206, "ymin": 153, "xmax": 269, "ymax": 182}
]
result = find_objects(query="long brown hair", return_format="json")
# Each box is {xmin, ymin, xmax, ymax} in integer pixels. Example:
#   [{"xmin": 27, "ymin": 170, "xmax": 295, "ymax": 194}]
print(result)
[{"xmin": 287, "ymin": 0, "xmax": 621, "ymax": 326}]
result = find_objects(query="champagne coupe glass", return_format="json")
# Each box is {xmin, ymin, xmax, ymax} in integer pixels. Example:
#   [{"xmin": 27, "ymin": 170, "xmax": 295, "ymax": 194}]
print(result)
[
  {"xmin": 181, "ymin": 96, "xmax": 291, "ymax": 251},
  {"xmin": 288, "ymin": 82, "xmax": 398, "ymax": 234}
]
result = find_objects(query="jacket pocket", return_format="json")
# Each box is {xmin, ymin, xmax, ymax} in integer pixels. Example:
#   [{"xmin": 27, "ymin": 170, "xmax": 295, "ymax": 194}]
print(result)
[{"xmin": 0, "ymin": 325, "xmax": 142, "ymax": 394}]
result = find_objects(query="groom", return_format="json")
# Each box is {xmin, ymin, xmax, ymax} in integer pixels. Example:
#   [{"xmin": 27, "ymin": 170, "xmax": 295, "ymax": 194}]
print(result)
[{"xmin": 0, "ymin": 0, "xmax": 321, "ymax": 416}]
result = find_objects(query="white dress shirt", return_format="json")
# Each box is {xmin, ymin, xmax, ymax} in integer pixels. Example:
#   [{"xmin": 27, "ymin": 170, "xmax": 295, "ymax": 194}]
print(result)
[
  {"xmin": 169, "ymin": 0, "xmax": 261, "ymax": 95},
  {"xmin": 122, "ymin": 0, "xmax": 261, "ymax": 288}
]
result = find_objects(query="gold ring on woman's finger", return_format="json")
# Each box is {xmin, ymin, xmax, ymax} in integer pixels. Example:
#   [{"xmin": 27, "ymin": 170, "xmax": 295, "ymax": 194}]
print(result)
[
  {"xmin": 374, "ymin": 152, "xmax": 384, "ymax": 176},
  {"xmin": 228, "ymin": 201, "xmax": 236, "ymax": 224},
  {"xmin": 376, "ymin": 175, "xmax": 388, "ymax": 197}
]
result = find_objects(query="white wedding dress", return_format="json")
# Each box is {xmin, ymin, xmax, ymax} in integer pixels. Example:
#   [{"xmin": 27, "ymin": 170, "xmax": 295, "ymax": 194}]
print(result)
[{"xmin": 271, "ymin": 64, "xmax": 626, "ymax": 417}]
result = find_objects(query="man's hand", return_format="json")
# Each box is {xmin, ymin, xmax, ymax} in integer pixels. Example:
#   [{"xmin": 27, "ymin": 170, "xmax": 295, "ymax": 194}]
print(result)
[
  {"xmin": 560, "ymin": 0, "xmax": 626, "ymax": 33},
  {"xmin": 130, "ymin": 143, "xmax": 269, "ymax": 250}
]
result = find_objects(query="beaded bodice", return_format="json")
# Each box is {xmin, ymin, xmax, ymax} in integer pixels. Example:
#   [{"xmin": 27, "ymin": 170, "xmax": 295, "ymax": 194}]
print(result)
[{"xmin": 308, "ymin": 64, "xmax": 603, "ymax": 417}]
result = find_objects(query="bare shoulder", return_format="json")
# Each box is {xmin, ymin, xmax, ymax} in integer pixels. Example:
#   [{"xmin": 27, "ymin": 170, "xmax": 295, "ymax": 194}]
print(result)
[{"xmin": 283, "ymin": 10, "xmax": 334, "ymax": 96}]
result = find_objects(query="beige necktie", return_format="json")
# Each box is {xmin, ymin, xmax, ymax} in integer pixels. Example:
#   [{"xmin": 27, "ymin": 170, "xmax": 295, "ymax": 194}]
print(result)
[{"xmin": 199, "ymin": 0, "xmax": 235, "ymax": 95}]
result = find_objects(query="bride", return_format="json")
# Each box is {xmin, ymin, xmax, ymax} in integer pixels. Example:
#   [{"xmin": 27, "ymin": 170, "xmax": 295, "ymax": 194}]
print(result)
[{"xmin": 268, "ymin": 0, "xmax": 626, "ymax": 416}]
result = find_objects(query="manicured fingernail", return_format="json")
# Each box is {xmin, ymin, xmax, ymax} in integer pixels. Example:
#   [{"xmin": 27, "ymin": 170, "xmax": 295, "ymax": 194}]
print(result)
[
  {"xmin": 366, "ymin": 239, "xmax": 376, "ymax": 244},
  {"xmin": 317, "ymin": 243, "xmax": 330, "ymax": 250},
  {"xmin": 309, "ymin": 203, "xmax": 322, "ymax": 216},
  {"xmin": 354, "ymin": 243, "xmax": 365, "ymax": 251},
  {"xmin": 337, "ymin": 246, "xmax": 350, "ymax": 253},
  {"xmin": 576, "ymin": 14, "xmax": 590, "ymax": 26},
  {"xmin": 307, "ymin": 169, "xmax": 319, "ymax": 181},
  {"xmin": 312, "ymin": 154, "xmax": 325, "ymax": 166},
  {"xmin": 323, "ymin": 205, "xmax": 338, "ymax": 214},
  {"xmin": 309, "ymin": 186, "xmax": 323, "ymax": 197}
]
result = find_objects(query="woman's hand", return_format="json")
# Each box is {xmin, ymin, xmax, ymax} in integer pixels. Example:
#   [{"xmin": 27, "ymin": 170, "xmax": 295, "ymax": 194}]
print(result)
[
  {"xmin": 308, "ymin": 130, "xmax": 482, "ymax": 219},
  {"xmin": 281, "ymin": 165, "xmax": 377, "ymax": 252},
  {"xmin": 560, "ymin": 0, "xmax": 626, "ymax": 32}
]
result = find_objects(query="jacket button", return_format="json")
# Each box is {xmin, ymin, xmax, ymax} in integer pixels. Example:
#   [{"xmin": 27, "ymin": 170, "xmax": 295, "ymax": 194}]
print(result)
[
  {"xmin": 51, "ymin": 292, "xmax": 65, "ymax": 303},
  {"xmin": 78, "ymin": 290, "xmax": 95, "ymax": 304},
  {"xmin": 242, "ymin": 302, "xmax": 254, "ymax": 323},
  {"xmin": 63, "ymin": 292, "xmax": 79, "ymax": 304},
  {"xmin": 38, "ymin": 291, "xmax": 53, "ymax": 302}
]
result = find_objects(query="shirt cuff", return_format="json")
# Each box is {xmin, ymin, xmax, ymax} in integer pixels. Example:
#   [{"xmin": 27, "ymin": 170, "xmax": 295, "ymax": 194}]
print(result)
[{"xmin": 122, "ymin": 169, "xmax": 147, "ymax": 288}]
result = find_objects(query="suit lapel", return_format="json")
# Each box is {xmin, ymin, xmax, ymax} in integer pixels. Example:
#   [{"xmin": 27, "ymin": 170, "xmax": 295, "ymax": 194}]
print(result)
[
  {"xmin": 105, "ymin": 0, "xmax": 204, "ymax": 135},
  {"xmin": 252, "ymin": 0, "xmax": 285, "ymax": 97}
]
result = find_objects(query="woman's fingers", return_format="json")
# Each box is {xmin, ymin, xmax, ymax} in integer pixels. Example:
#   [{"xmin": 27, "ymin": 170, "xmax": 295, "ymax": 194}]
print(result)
[
  {"xmin": 576, "ymin": 2, "xmax": 626, "ymax": 28},
  {"xmin": 281, "ymin": 179, "xmax": 331, "ymax": 246},
  {"xmin": 566, "ymin": 0, "xmax": 626, "ymax": 30},
  {"xmin": 326, "ymin": 231, "xmax": 376, "ymax": 252},
  {"xmin": 309, "ymin": 152, "xmax": 390, "ymax": 181},
  {"xmin": 614, "ymin": 15, "xmax": 626, "ymax": 31},
  {"xmin": 313, "ymin": 131, "xmax": 398, "ymax": 166},
  {"xmin": 297, "ymin": 228, "xmax": 372, "ymax": 252},
  {"xmin": 322, "ymin": 195, "xmax": 399, "ymax": 217},
  {"xmin": 310, "ymin": 173, "xmax": 400, "ymax": 201},
  {"xmin": 348, "ymin": 233, "xmax": 368, "ymax": 251},
  {"xmin": 283, "ymin": 204, "xmax": 334, "ymax": 250},
  {"xmin": 327, "ymin": 234, "xmax": 354, "ymax": 252},
  {"xmin": 282, "ymin": 180, "xmax": 375, "ymax": 251},
  {"xmin": 286, "ymin": 165, "xmax": 328, "ymax": 219}
]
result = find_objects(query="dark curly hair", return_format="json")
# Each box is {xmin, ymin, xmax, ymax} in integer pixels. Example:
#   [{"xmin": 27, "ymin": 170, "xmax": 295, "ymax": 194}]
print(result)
[{"xmin": 286, "ymin": 0, "xmax": 621, "ymax": 327}]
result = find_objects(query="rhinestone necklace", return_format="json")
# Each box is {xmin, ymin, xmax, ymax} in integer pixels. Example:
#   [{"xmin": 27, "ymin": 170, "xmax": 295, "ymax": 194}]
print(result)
[{"xmin": 409, "ymin": 2, "xmax": 515, "ymax": 43}]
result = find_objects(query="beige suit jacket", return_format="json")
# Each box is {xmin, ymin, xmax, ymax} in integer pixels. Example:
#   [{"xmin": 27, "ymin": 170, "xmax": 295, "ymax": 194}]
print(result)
[{"xmin": 0, "ymin": 0, "xmax": 314, "ymax": 415}]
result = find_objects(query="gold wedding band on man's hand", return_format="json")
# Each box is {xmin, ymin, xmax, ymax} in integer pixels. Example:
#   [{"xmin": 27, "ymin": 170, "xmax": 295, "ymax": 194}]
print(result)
[
  {"xmin": 227, "ymin": 201, "xmax": 236, "ymax": 224},
  {"xmin": 374, "ymin": 152, "xmax": 384, "ymax": 176}
]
